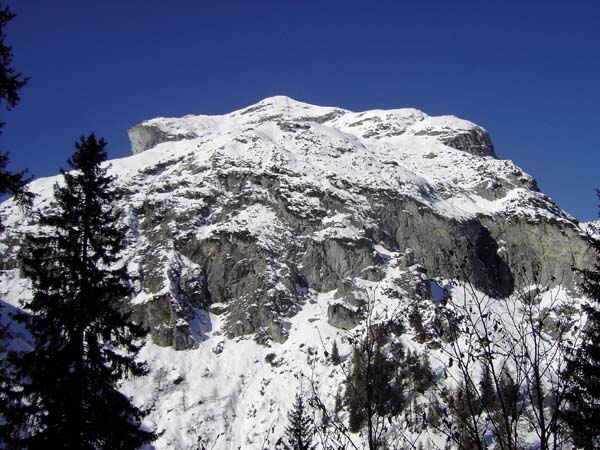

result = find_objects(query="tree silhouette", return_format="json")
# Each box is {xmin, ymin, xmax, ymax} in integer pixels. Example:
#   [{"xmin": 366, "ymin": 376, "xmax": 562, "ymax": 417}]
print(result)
[
  {"xmin": 280, "ymin": 391, "xmax": 315, "ymax": 450},
  {"xmin": 0, "ymin": 5, "xmax": 31, "ymax": 216},
  {"xmin": 6, "ymin": 135, "xmax": 155, "ymax": 449},
  {"xmin": 563, "ymin": 198, "xmax": 600, "ymax": 449}
]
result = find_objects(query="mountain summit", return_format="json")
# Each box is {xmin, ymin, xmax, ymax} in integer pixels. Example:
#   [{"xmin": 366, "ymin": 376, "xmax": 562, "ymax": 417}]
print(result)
[
  {"xmin": 0, "ymin": 97, "xmax": 593, "ymax": 449},
  {"xmin": 129, "ymin": 95, "xmax": 495, "ymax": 157},
  {"xmin": 2, "ymin": 96, "xmax": 590, "ymax": 346}
]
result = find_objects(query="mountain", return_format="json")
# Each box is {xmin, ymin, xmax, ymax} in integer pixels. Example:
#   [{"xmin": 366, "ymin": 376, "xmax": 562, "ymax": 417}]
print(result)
[{"xmin": 0, "ymin": 96, "xmax": 593, "ymax": 449}]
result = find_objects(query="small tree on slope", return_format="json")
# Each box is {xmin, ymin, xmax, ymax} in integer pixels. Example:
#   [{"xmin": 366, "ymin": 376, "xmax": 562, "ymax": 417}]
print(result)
[
  {"xmin": 279, "ymin": 391, "xmax": 315, "ymax": 450},
  {"xmin": 330, "ymin": 339, "xmax": 341, "ymax": 365},
  {"xmin": 5, "ymin": 135, "xmax": 155, "ymax": 449}
]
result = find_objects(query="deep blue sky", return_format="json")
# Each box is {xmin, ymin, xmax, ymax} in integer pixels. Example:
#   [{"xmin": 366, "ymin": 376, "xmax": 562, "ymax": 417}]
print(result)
[{"xmin": 2, "ymin": 0, "xmax": 599, "ymax": 220}]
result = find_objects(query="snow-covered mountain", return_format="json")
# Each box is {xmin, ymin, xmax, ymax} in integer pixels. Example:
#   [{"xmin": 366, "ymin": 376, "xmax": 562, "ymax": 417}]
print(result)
[{"xmin": 0, "ymin": 96, "xmax": 594, "ymax": 449}]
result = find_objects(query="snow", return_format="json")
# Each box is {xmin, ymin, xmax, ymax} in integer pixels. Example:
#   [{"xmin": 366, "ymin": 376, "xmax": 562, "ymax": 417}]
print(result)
[
  {"xmin": 0, "ymin": 251, "xmax": 589, "ymax": 449},
  {"xmin": 581, "ymin": 219, "xmax": 600, "ymax": 238},
  {"xmin": 0, "ymin": 95, "xmax": 571, "ymax": 228},
  {"xmin": 116, "ymin": 96, "xmax": 570, "ymax": 224},
  {"xmin": 196, "ymin": 204, "xmax": 287, "ymax": 251},
  {"xmin": 0, "ymin": 96, "xmax": 589, "ymax": 449},
  {"xmin": 406, "ymin": 114, "xmax": 485, "ymax": 136},
  {"xmin": 122, "ymin": 290, "xmax": 349, "ymax": 449}
]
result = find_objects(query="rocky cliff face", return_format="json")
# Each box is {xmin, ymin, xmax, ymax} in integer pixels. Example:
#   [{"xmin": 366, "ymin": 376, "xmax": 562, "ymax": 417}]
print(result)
[
  {"xmin": 0, "ymin": 96, "xmax": 592, "ymax": 351},
  {"xmin": 128, "ymin": 122, "xmax": 198, "ymax": 155}
]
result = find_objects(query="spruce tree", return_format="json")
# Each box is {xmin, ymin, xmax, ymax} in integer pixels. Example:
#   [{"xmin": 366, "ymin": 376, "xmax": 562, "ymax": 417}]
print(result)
[
  {"xmin": 281, "ymin": 391, "xmax": 315, "ymax": 450},
  {"xmin": 0, "ymin": 306, "xmax": 26, "ymax": 447},
  {"xmin": 0, "ymin": 5, "xmax": 31, "ymax": 216},
  {"xmin": 0, "ymin": 6, "xmax": 27, "ymax": 112},
  {"xmin": 346, "ymin": 347, "xmax": 367, "ymax": 433},
  {"xmin": 563, "ymin": 202, "xmax": 600, "ymax": 449},
  {"xmin": 8, "ymin": 134, "xmax": 155, "ymax": 449},
  {"xmin": 330, "ymin": 339, "xmax": 341, "ymax": 365},
  {"xmin": 479, "ymin": 363, "xmax": 496, "ymax": 413}
]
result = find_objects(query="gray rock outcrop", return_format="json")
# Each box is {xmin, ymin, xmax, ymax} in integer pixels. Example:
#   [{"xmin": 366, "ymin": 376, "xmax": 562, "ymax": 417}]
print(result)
[
  {"xmin": 441, "ymin": 127, "xmax": 496, "ymax": 157},
  {"xmin": 128, "ymin": 123, "xmax": 197, "ymax": 154},
  {"xmin": 0, "ymin": 96, "xmax": 592, "ymax": 350}
]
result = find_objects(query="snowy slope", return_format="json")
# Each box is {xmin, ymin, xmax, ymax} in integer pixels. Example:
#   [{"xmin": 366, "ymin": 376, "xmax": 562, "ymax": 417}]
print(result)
[
  {"xmin": 0, "ymin": 96, "xmax": 594, "ymax": 449},
  {"xmin": 3, "ymin": 96, "xmax": 567, "ymax": 226},
  {"xmin": 127, "ymin": 95, "xmax": 539, "ymax": 220}
]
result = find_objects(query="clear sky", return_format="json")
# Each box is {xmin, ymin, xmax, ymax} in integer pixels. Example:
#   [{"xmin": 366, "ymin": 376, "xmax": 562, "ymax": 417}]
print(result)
[{"xmin": 2, "ymin": 0, "xmax": 599, "ymax": 221}]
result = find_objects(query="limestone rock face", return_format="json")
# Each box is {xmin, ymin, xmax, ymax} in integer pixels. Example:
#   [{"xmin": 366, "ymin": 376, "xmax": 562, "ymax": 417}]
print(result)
[
  {"xmin": 0, "ymin": 96, "xmax": 592, "ymax": 350},
  {"xmin": 407, "ymin": 115, "xmax": 496, "ymax": 157},
  {"xmin": 128, "ymin": 123, "xmax": 197, "ymax": 154},
  {"xmin": 327, "ymin": 301, "xmax": 362, "ymax": 330},
  {"xmin": 442, "ymin": 127, "xmax": 495, "ymax": 157}
]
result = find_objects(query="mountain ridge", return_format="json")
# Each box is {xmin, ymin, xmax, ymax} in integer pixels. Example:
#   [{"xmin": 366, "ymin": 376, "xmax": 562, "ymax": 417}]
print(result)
[
  {"xmin": 1, "ymin": 96, "xmax": 591, "ymax": 347},
  {"xmin": 0, "ymin": 96, "xmax": 594, "ymax": 449},
  {"xmin": 128, "ymin": 95, "xmax": 496, "ymax": 158}
]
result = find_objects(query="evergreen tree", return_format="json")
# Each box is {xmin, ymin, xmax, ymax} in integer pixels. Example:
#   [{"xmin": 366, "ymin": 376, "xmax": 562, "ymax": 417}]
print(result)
[
  {"xmin": 281, "ymin": 391, "xmax": 315, "ymax": 450},
  {"xmin": 479, "ymin": 363, "xmax": 496, "ymax": 413},
  {"xmin": 0, "ymin": 305, "xmax": 26, "ymax": 447},
  {"xmin": 330, "ymin": 339, "xmax": 341, "ymax": 365},
  {"xmin": 495, "ymin": 368, "xmax": 520, "ymax": 449},
  {"xmin": 344, "ymin": 326, "xmax": 404, "ymax": 447},
  {"xmin": 346, "ymin": 347, "xmax": 367, "ymax": 433},
  {"xmin": 0, "ymin": 6, "xmax": 27, "ymax": 112},
  {"xmin": 448, "ymin": 381, "xmax": 483, "ymax": 450},
  {"xmin": 0, "ymin": 15, "xmax": 29, "ymax": 417},
  {"xmin": 563, "ymin": 198, "xmax": 600, "ymax": 449},
  {"xmin": 0, "ymin": 5, "xmax": 31, "ymax": 216},
  {"xmin": 6, "ymin": 135, "xmax": 155, "ymax": 449}
]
